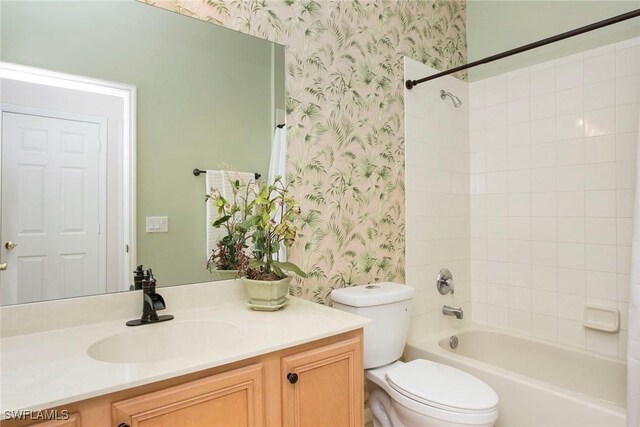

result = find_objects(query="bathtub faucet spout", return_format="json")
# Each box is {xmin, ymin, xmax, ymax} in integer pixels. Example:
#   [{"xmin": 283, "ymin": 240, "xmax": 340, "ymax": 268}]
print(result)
[{"xmin": 442, "ymin": 305, "xmax": 464, "ymax": 319}]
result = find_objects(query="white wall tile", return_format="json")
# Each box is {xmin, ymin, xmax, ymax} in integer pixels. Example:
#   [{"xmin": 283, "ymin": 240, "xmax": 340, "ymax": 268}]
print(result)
[
  {"xmin": 487, "ymin": 305, "xmax": 508, "ymax": 329},
  {"xmin": 532, "ymin": 192, "xmax": 557, "ymax": 217},
  {"xmin": 556, "ymin": 139, "xmax": 584, "ymax": 166},
  {"xmin": 557, "ymin": 243, "xmax": 586, "ymax": 269},
  {"xmin": 508, "ymin": 193, "xmax": 531, "ymax": 216},
  {"xmin": 532, "ymin": 217, "xmax": 557, "ymax": 242},
  {"xmin": 508, "ymin": 217, "xmax": 532, "ymax": 240},
  {"xmin": 585, "ymin": 244, "xmax": 617, "ymax": 272},
  {"xmin": 485, "ymin": 126, "xmax": 508, "ymax": 149},
  {"xmin": 556, "ymin": 87, "xmax": 583, "ymax": 114},
  {"xmin": 556, "ymin": 59, "xmax": 584, "ymax": 90},
  {"xmin": 532, "ymin": 241, "xmax": 558, "ymax": 267},
  {"xmin": 557, "ymin": 217, "xmax": 585, "ymax": 243},
  {"xmin": 558, "ymin": 268, "xmax": 585, "ymax": 295},
  {"xmin": 584, "ymin": 53, "xmax": 614, "ymax": 85},
  {"xmin": 616, "ymin": 189, "xmax": 635, "ymax": 217},
  {"xmin": 466, "ymin": 39, "xmax": 637, "ymax": 359},
  {"xmin": 615, "ymin": 46, "xmax": 640, "ymax": 78},
  {"xmin": 508, "ymin": 263, "xmax": 532, "ymax": 287},
  {"xmin": 557, "ymin": 165, "xmax": 585, "ymax": 191},
  {"xmin": 584, "ymin": 163, "xmax": 616, "ymax": 190},
  {"xmin": 531, "ymin": 119, "xmax": 556, "ymax": 144},
  {"xmin": 585, "ymin": 218, "xmax": 616, "ymax": 245},
  {"xmin": 531, "ymin": 167, "xmax": 558, "ymax": 192},
  {"xmin": 405, "ymin": 62, "xmax": 470, "ymax": 342},
  {"xmin": 532, "ymin": 265, "xmax": 558, "ymax": 291},
  {"xmin": 584, "ymin": 135, "xmax": 615, "ymax": 164},
  {"xmin": 586, "ymin": 190, "xmax": 616, "ymax": 217},
  {"xmin": 509, "ymin": 146, "xmax": 532, "ymax": 170},
  {"xmin": 616, "ymin": 103, "xmax": 639, "ymax": 133},
  {"xmin": 532, "ymin": 314, "xmax": 558, "ymax": 341},
  {"xmin": 558, "ymin": 319, "xmax": 586, "ymax": 348},
  {"xmin": 531, "ymin": 94, "xmax": 556, "ymax": 120},
  {"xmin": 617, "ymin": 218, "xmax": 633, "ymax": 245},
  {"xmin": 556, "ymin": 113, "xmax": 584, "ymax": 139},
  {"xmin": 485, "ymin": 80, "xmax": 507, "ymax": 106},
  {"xmin": 557, "ymin": 293, "xmax": 586, "ymax": 321},
  {"xmin": 531, "ymin": 66, "xmax": 556, "ymax": 96},
  {"xmin": 532, "ymin": 290, "xmax": 558, "ymax": 316},
  {"xmin": 586, "ymin": 270, "xmax": 617, "ymax": 300},
  {"xmin": 508, "ymin": 309, "xmax": 532, "ymax": 334},
  {"xmin": 508, "ymin": 74, "xmax": 530, "ymax": 101},
  {"xmin": 557, "ymin": 191, "xmax": 585, "ymax": 217},
  {"xmin": 486, "ymin": 148, "xmax": 508, "ymax": 172},
  {"xmin": 508, "ymin": 122, "xmax": 531, "ymax": 146},
  {"xmin": 616, "ymin": 132, "xmax": 638, "ymax": 161},
  {"xmin": 584, "ymin": 80, "xmax": 615, "ymax": 110},
  {"xmin": 584, "ymin": 108, "xmax": 616, "ymax": 137},
  {"xmin": 508, "ymin": 170, "xmax": 531, "ymax": 193},
  {"xmin": 508, "ymin": 99, "xmax": 530, "ymax": 123},
  {"xmin": 615, "ymin": 75, "xmax": 639, "ymax": 105}
]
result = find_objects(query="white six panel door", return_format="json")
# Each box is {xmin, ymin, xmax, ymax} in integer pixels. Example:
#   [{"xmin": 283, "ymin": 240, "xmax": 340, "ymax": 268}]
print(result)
[{"xmin": 1, "ymin": 112, "xmax": 105, "ymax": 304}]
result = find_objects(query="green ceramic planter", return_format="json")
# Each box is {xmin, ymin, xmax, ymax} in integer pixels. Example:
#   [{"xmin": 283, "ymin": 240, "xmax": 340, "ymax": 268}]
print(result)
[{"xmin": 242, "ymin": 276, "xmax": 292, "ymax": 306}]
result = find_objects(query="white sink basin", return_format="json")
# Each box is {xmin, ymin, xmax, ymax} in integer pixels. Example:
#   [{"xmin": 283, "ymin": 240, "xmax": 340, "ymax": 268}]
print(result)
[{"xmin": 88, "ymin": 320, "xmax": 241, "ymax": 364}]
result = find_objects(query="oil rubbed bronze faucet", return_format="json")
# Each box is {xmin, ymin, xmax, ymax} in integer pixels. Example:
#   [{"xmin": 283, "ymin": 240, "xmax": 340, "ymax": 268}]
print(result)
[{"xmin": 126, "ymin": 269, "xmax": 174, "ymax": 326}]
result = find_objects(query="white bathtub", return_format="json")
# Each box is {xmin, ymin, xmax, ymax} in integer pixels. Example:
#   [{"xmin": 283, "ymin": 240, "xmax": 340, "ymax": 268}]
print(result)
[{"xmin": 405, "ymin": 326, "xmax": 626, "ymax": 427}]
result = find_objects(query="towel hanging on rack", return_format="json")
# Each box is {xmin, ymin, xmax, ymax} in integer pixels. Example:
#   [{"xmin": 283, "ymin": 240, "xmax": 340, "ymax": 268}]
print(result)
[{"xmin": 205, "ymin": 170, "xmax": 257, "ymax": 259}]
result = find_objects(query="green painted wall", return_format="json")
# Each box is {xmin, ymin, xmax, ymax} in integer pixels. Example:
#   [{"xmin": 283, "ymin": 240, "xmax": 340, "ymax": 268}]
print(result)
[
  {"xmin": 466, "ymin": 0, "xmax": 640, "ymax": 80},
  {"xmin": 1, "ymin": 0, "xmax": 284, "ymax": 286}
]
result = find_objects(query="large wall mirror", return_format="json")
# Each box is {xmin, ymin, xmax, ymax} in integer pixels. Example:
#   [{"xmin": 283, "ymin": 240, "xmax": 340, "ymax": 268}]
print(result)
[{"xmin": 0, "ymin": 0, "xmax": 286, "ymax": 305}]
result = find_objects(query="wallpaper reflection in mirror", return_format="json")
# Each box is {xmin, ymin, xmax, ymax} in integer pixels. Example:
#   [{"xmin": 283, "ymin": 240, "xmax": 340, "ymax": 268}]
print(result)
[{"xmin": 0, "ymin": 0, "xmax": 285, "ymax": 304}]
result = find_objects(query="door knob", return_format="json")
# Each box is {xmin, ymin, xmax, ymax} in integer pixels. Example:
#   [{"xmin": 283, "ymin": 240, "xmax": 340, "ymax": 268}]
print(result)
[
  {"xmin": 0, "ymin": 263, "xmax": 7, "ymax": 271},
  {"xmin": 5, "ymin": 241, "xmax": 17, "ymax": 250}
]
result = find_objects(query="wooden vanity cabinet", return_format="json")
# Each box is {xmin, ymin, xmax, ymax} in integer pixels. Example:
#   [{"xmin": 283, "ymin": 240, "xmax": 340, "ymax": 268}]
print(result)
[
  {"xmin": 25, "ymin": 414, "xmax": 81, "ymax": 427},
  {"xmin": 282, "ymin": 337, "xmax": 363, "ymax": 427},
  {"xmin": 112, "ymin": 363, "xmax": 264, "ymax": 427},
  {"xmin": 5, "ymin": 329, "xmax": 363, "ymax": 427}
]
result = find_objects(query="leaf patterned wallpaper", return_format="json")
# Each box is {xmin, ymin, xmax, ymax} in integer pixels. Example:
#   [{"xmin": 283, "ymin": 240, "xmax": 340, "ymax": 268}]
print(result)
[{"xmin": 147, "ymin": 0, "xmax": 467, "ymax": 303}]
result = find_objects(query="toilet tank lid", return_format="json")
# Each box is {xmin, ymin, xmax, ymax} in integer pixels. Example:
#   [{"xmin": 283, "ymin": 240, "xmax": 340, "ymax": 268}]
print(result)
[{"xmin": 331, "ymin": 282, "xmax": 414, "ymax": 307}]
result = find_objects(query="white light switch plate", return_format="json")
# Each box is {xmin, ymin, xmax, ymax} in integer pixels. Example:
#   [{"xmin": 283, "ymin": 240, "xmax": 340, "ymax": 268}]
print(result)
[{"xmin": 146, "ymin": 216, "xmax": 169, "ymax": 233}]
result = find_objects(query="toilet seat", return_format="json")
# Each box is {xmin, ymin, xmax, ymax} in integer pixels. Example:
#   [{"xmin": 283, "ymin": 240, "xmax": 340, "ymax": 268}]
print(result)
[{"xmin": 385, "ymin": 359, "xmax": 499, "ymax": 415}]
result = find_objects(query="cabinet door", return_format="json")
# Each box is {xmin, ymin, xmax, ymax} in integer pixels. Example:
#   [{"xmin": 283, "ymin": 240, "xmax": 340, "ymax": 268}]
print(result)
[
  {"xmin": 281, "ymin": 337, "xmax": 363, "ymax": 427},
  {"xmin": 112, "ymin": 364, "xmax": 264, "ymax": 427}
]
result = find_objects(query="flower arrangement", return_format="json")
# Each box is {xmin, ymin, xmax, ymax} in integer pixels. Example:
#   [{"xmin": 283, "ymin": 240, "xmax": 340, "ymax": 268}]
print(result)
[
  {"xmin": 239, "ymin": 175, "xmax": 307, "ymax": 281},
  {"xmin": 206, "ymin": 176, "xmax": 252, "ymax": 273},
  {"xmin": 208, "ymin": 174, "xmax": 307, "ymax": 281}
]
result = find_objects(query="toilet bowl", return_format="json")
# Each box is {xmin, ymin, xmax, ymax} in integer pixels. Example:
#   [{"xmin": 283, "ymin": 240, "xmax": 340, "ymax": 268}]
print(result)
[
  {"xmin": 367, "ymin": 360, "xmax": 498, "ymax": 427},
  {"xmin": 331, "ymin": 282, "xmax": 499, "ymax": 427}
]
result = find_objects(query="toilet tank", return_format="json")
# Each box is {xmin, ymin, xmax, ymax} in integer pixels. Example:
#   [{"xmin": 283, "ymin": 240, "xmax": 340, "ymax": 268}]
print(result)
[{"xmin": 331, "ymin": 282, "xmax": 414, "ymax": 369}]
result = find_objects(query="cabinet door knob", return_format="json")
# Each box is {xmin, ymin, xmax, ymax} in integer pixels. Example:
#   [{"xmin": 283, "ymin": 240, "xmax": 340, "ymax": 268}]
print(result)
[
  {"xmin": 287, "ymin": 372, "xmax": 298, "ymax": 384},
  {"xmin": 118, "ymin": 423, "xmax": 130, "ymax": 427}
]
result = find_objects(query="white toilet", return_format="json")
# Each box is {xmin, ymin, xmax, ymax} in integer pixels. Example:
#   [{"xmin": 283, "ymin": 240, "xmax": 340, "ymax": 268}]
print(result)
[{"xmin": 331, "ymin": 282, "xmax": 499, "ymax": 427}]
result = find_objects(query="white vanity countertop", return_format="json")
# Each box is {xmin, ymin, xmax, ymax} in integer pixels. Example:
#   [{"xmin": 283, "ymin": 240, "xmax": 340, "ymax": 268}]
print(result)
[{"xmin": 0, "ymin": 282, "xmax": 369, "ymax": 417}]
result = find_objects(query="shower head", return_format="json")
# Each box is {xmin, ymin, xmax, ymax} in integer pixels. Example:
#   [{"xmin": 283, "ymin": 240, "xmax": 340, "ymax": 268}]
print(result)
[{"xmin": 440, "ymin": 89, "xmax": 462, "ymax": 108}]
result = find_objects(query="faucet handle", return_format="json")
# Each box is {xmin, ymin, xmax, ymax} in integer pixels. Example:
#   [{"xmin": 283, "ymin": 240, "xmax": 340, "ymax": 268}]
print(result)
[{"xmin": 437, "ymin": 268, "xmax": 454, "ymax": 295}]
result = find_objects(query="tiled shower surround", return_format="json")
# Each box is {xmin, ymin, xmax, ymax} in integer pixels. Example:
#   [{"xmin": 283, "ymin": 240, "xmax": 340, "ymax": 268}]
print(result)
[
  {"xmin": 406, "ymin": 38, "xmax": 639, "ymax": 358},
  {"xmin": 469, "ymin": 39, "xmax": 639, "ymax": 358},
  {"xmin": 405, "ymin": 57, "xmax": 471, "ymax": 341}
]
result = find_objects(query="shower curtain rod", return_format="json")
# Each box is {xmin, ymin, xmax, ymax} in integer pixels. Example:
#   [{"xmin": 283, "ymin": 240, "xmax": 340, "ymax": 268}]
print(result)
[{"xmin": 405, "ymin": 8, "xmax": 640, "ymax": 90}]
